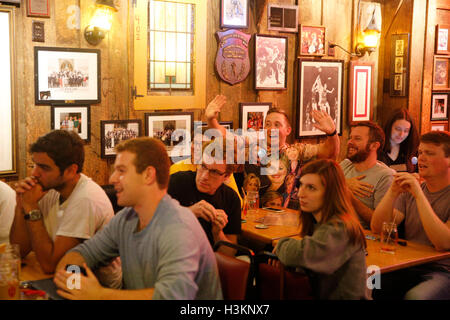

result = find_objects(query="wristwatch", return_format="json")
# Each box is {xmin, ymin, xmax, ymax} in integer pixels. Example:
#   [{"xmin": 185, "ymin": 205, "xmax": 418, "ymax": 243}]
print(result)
[{"xmin": 24, "ymin": 209, "xmax": 43, "ymax": 221}]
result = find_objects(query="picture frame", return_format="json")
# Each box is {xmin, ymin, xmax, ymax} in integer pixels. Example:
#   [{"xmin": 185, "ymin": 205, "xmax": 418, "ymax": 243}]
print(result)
[
  {"xmin": 435, "ymin": 24, "xmax": 450, "ymax": 55},
  {"xmin": 297, "ymin": 58, "xmax": 343, "ymax": 138},
  {"xmin": 26, "ymin": 0, "xmax": 50, "ymax": 18},
  {"xmin": 390, "ymin": 34, "xmax": 410, "ymax": 97},
  {"xmin": 34, "ymin": 46, "xmax": 101, "ymax": 105},
  {"xmin": 194, "ymin": 121, "xmax": 233, "ymax": 134},
  {"xmin": 51, "ymin": 105, "xmax": 91, "ymax": 142},
  {"xmin": 145, "ymin": 112, "xmax": 194, "ymax": 160},
  {"xmin": 239, "ymin": 102, "xmax": 271, "ymax": 135},
  {"xmin": 431, "ymin": 93, "xmax": 448, "ymax": 121},
  {"xmin": 433, "ymin": 56, "xmax": 450, "ymax": 90},
  {"xmin": 348, "ymin": 61, "xmax": 374, "ymax": 125},
  {"xmin": 430, "ymin": 121, "xmax": 449, "ymax": 132},
  {"xmin": 254, "ymin": 34, "xmax": 288, "ymax": 90},
  {"xmin": 299, "ymin": 25, "xmax": 326, "ymax": 57},
  {"xmin": 100, "ymin": 120, "xmax": 142, "ymax": 159},
  {"xmin": 267, "ymin": 4, "xmax": 298, "ymax": 33},
  {"xmin": 220, "ymin": 0, "xmax": 249, "ymax": 29}
]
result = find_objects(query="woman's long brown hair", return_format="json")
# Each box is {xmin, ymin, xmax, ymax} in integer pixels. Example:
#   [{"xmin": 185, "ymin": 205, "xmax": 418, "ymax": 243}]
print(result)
[{"xmin": 299, "ymin": 159, "xmax": 366, "ymax": 248}]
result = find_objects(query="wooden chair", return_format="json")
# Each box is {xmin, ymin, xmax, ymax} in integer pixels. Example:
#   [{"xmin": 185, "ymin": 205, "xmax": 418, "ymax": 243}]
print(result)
[{"xmin": 213, "ymin": 241, "xmax": 254, "ymax": 300}]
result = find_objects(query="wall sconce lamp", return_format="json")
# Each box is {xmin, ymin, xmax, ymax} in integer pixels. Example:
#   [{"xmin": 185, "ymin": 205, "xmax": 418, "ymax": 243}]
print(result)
[
  {"xmin": 355, "ymin": 9, "xmax": 381, "ymax": 56},
  {"xmin": 84, "ymin": 0, "xmax": 117, "ymax": 46}
]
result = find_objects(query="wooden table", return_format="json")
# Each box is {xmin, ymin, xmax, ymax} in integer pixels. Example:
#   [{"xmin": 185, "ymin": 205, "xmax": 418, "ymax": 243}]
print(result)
[
  {"xmin": 20, "ymin": 252, "xmax": 52, "ymax": 281},
  {"xmin": 241, "ymin": 207, "xmax": 301, "ymax": 244},
  {"xmin": 272, "ymin": 232, "xmax": 450, "ymax": 274}
]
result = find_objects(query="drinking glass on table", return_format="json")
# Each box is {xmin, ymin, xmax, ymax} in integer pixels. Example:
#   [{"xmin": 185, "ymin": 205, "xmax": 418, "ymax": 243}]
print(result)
[
  {"xmin": 245, "ymin": 191, "xmax": 259, "ymax": 217},
  {"xmin": 380, "ymin": 222, "xmax": 398, "ymax": 254},
  {"xmin": 0, "ymin": 251, "xmax": 20, "ymax": 300}
]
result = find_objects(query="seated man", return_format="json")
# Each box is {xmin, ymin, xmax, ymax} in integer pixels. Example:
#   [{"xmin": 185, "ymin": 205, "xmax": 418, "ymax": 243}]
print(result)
[
  {"xmin": 340, "ymin": 121, "xmax": 394, "ymax": 229},
  {"xmin": 0, "ymin": 181, "xmax": 15, "ymax": 244},
  {"xmin": 371, "ymin": 131, "xmax": 450, "ymax": 300},
  {"xmin": 9, "ymin": 130, "xmax": 120, "ymax": 287},
  {"xmin": 168, "ymin": 140, "xmax": 241, "ymax": 256},
  {"xmin": 54, "ymin": 137, "xmax": 222, "ymax": 300}
]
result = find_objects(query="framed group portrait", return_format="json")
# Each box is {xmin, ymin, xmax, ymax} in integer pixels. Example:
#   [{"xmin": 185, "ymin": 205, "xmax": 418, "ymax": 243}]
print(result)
[
  {"xmin": 220, "ymin": 0, "xmax": 249, "ymax": 29},
  {"xmin": 100, "ymin": 120, "xmax": 142, "ymax": 158},
  {"xmin": 297, "ymin": 59, "xmax": 343, "ymax": 138},
  {"xmin": 254, "ymin": 34, "xmax": 288, "ymax": 90},
  {"xmin": 51, "ymin": 105, "xmax": 91, "ymax": 142},
  {"xmin": 34, "ymin": 46, "xmax": 101, "ymax": 105},
  {"xmin": 431, "ymin": 93, "xmax": 448, "ymax": 121},
  {"xmin": 436, "ymin": 24, "xmax": 450, "ymax": 55},
  {"xmin": 348, "ymin": 61, "xmax": 374, "ymax": 124},
  {"xmin": 299, "ymin": 25, "xmax": 326, "ymax": 57},
  {"xmin": 433, "ymin": 56, "xmax": 450, "ymax": 90},
  {"xmin": 145, "ymin": 112, "xmax": 194, "ymax": 159}
]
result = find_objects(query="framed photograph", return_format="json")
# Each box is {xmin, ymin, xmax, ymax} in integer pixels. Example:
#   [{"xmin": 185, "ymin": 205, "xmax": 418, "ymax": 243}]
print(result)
[
  {"xmin": 348, "ymin": 61, "xmax": 374, "ymax": 125},
  {"xmin": 267, "ymin": 4, "xmax": 298, "ymax": 33},
  {"xmin": 220, "ymin": 0, "xmax": 249, "ymax": 29},
  {"xmin": 51, "ymin": 105, "xmax": 91, "ymax": 142},
  {"xmin": 430, "ymin": 121, "xmax": 449, "ymax": 132},
  {"xmin": 255, "ymin": 34, "xmax": 288, "ymax": 90},
  {"xmin": 27, "ymin": 0, "xmax": 50, "ymax": 18},
  {"xmin": 297, "ymin": 59, "xmax": 343, "ymax": 138},
  {"xmin": 145, "ymin": 112, "xmax": 194, "ymax": 159},
  {"xmin": 299, "ymin": 25, "xmax": 326, "ymax": 57},
  {"xmin": 34, "ymin": 46, "xmax": 101, "ymax": 105},
  {"xmin": 436, "ymin": 24, "xmax": 450, "ymax": 55},
  {"xmin": 194, "ymin": 121, "xmax": 233, "ymax": 134},
  {"xmin": 431, "ymin": 93, "xmax": 448, "ymax": 121},
  {"xmin": 390, "ymin": 34, "xmax": 410, "ymax": 96},
  {"xmin": 100, "ymin": 120, "xmax": 142, "ymax": 158},
  {"xmin": 239, "ymin": 102, "xmax": 271, "ymax": 136},
  {"xmin": 433, "ymin": 56, "xmax": 450, "ymax": 90}
]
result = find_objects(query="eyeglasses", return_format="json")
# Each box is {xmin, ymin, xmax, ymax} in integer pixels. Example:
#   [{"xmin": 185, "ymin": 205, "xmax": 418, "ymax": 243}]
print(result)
[{"xmin": 197, "ymin": 163, "xmax": 227, "ymax": 178}]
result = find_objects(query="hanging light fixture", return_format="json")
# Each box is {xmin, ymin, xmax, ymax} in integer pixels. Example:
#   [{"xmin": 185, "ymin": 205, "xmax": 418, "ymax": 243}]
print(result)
[{"xmin": 84, "ymin": 0, "xmax": 118, "ymax": 46}]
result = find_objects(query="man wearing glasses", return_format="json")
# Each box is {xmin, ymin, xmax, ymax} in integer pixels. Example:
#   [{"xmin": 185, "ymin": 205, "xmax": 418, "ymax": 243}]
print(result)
[{"xmin": 168, "ymin": 146, "xmax": 241, "ymax": 257}]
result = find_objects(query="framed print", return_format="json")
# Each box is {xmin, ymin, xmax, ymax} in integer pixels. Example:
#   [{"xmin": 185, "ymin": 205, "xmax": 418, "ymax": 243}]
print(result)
[
  {"xmin": 220, "ymin": 0, "xmax": 249, "ymax": 29},
  {"xmin": 436, "ymin": 25, "xmax": 450, "ymax": 55},
  {"xmin": 145, "ymin": 112, "xmax": 194, "ymax": 159},
  {"xmin": 348, "ymin": 61, "xmax": 374, "ymax": 124},
  {"xmin": 100, "ymin": 120, "xmax": 142, "ymax": 159},
  {"xmin": 299, "ymin": 25, "xmax": 326, "ymax": 57},
  {"xmin": 433, "ymin": 56, "xmax": 450, "ymax": 90},
  {"xmin": 297, "ymin": 59, "xmax": 343, "ymax": 138},
  {"xmin": 390, "ymin": 34, "xmax": 410, "ymax": 96},
  {"xmin": 431, "ymin": 93, "xmax": 448, "ymax": 121},
  {"xmin": 34, "ymin": 46, "xmax": 101, "ymax": 105},
  {"xmin": 255, "ymin": 34, "xmax": 288, "ymax": 90},
  {"xmin": 27, "ymin": 0, "xmax": 50, "ymax": 18},
  {"xmin": 194, "ymin": 121, "xmax": 233, "ymax": 134},
  {"xmin": 267, "ymin": 4, "xmax": 298, "ymax": 33},
  {"xmin": 239, "ymin": 102, "xmax": 271, "ymax": 136},
  {"xmin": 430, "ymin": 121, "xmax": 448, "ymax": 132},
  {"xmin": 51, "ymin": 105, "xmax": 91, "ymax": 142}
]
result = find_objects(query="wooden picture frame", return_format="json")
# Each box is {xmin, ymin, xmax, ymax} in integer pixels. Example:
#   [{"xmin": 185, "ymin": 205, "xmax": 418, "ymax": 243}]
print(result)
[
  {"xmin": 51, "ymin": 105, "xmax": 91, "ymax": 142},
  {"xmin": 220, "ymin": 0, "xmax": 249, "ymax": 29},
  {"xmin": 254, "ymin": 34, "xmax": 288, "ymax": 90},
  {"xmin": 390, "ymin": 33, "xmax": 410, "ymax": 97},
  {"xmin": 430, "ymin": 120, "xmax": 449, "ymax": 132},
  {"xmin": 145, "ymin": 112, "xmax": 194, "ymax": 160},
  {"xmin": 100, "ymin": 120, "xmax": 142, "ymax": 158},
  {"xmin": 239, "ymin": 102, "xmax": 271, "ymax": 135},
  {"xmin": 348, "ymin": 61, "xmax": 374, "ymax": 125},
  {"xmin": 34, "ymin": 47, "xmax": 101, "ymax": 105},
  {"xmin": 431, "ymin": 93, "xmax": 448, "ymax": 121},
  {"xmin": 436, "ymin": 24, "xmax": 450, "ymax": 55},
  {"xmin": 267, "ymin": 4, "xmax": 298, "ymax": 33},
  {"xmin": 26, "ymin": 0, "xmax": 50, "ymax": 18},
  {"xmin": 299, "ymin": 25, "xmax": 326, "ymax": 57},
  {"xmin": 297, "ymin": 59, "xmax": 343, "ymax": 138},
  {"xmin": 433, "ymin": 56, "xmax": 450, "ymax": 90}
]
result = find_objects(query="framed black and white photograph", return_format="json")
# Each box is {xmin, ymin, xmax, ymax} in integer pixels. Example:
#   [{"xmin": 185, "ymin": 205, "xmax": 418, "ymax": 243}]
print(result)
[
  {"xmin": 100, "ymin": 120, "xmax": 142, "ymax": 158},
  {"xmin": 431, "ymin": 93, "xmax": 448, "ymax": 121},
  {"xmin": 255, "ymin": 34, "xmax": 288, "ymax": 90},
  {"xmin": 35, "ymin": 46, "xmax": 100, "ymax": 105},
  {"xmin": 297, "ymin": 59, "xmax": 343, "ymax": 138},
  {"xmin": 220, "ymin": 0, "xmax": 249, "ymax": 29},
  {"xmin": 145, "ymin": 112, "xmax": 194, "ymax": 159},
  {"xmin": 239, "ymin": 102, "xmax": 271, "ymax": 135},
  {"xmin": 51, "ymin": 105, "xmax": 91, "ymax": 142}
]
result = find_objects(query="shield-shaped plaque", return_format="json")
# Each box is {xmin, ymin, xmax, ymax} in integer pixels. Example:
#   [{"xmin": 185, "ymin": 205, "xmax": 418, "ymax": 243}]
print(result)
[{"xmin": 215, "ymin": 30, "xmax": 251, "ymax": 85}]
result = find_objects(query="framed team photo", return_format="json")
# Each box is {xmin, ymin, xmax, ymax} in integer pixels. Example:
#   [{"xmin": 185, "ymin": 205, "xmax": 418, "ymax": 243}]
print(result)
[
  {"xmin": 51, "ymin": 105, "xmax": 91, "ymax": 142},
  {"xmin": 100, "ymin": 120, "xmax": 142, "ymax": 158},
  {"xmin": 220, "ymin": 0, "xmax": 249, "ymax": 29}
]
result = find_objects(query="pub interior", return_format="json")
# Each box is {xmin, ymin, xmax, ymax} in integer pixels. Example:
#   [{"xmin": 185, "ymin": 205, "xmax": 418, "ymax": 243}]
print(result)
[{"xmin": 0, "ymin": 0, "xmax": 449, "ymax": 304}]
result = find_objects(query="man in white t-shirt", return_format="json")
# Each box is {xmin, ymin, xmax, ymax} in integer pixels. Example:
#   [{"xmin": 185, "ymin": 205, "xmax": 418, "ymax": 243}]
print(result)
[
  {"xmin": 10, "ymin": 130, "xmax": 120, "ymax": 287},
  {"xmin": 0, "ymin": 181, "xmax": 16, "ymax": 244}
]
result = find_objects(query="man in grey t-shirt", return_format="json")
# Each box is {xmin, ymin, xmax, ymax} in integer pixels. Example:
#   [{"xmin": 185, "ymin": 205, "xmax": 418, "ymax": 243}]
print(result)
[
  {"xmin": 340, "ymin": 121, "xmax": 394, "ymax": 229},
  {"xmin": 54, "ymin": 137, "xmax": 222, "ymax": 300}
]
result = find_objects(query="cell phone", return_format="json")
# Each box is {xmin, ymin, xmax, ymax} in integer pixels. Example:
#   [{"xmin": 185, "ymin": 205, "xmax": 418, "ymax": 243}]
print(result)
[
  {"xmin": 65, "ymin": 264, "xmax": 87, "ymax": 276},
  {"xmin": 262, "ymin": 207, "xmax": 283, "ymax": 212}
]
